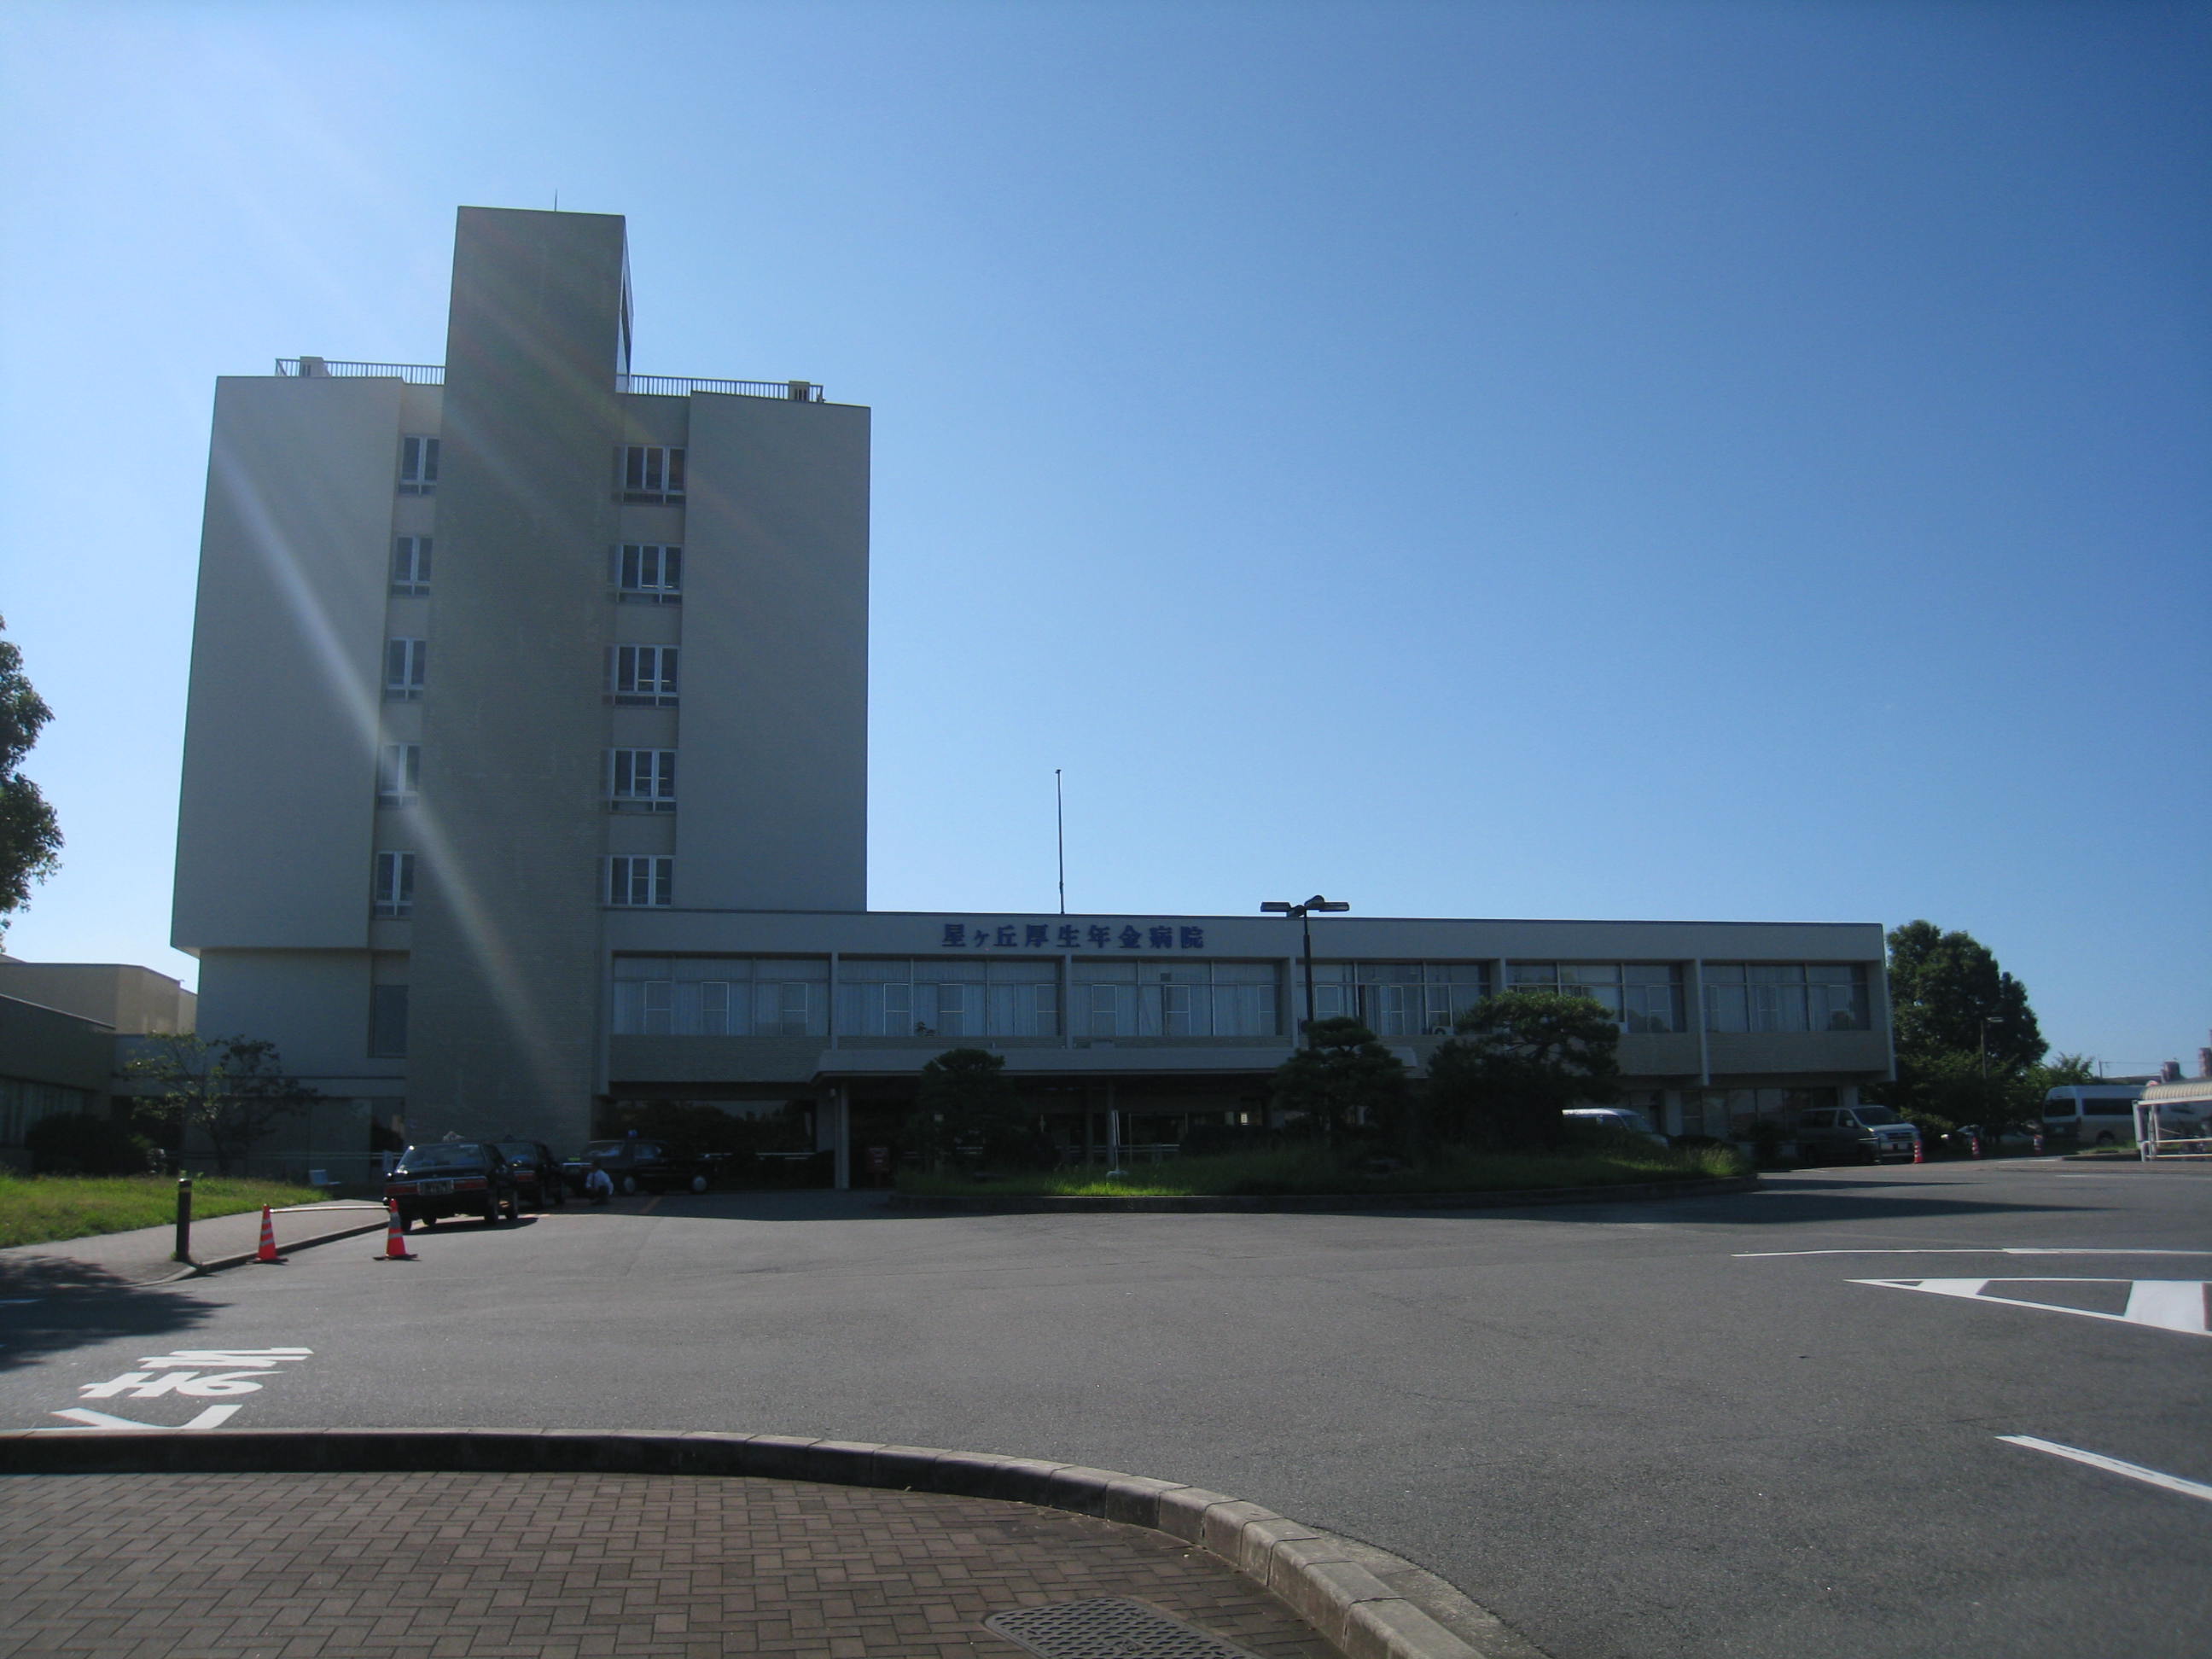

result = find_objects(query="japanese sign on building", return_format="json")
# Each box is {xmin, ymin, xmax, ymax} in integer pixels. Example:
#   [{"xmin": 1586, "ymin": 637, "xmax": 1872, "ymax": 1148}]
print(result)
[{"xmin": 939, "ymin": 921, "xmax": 1207, "ymax": 952}]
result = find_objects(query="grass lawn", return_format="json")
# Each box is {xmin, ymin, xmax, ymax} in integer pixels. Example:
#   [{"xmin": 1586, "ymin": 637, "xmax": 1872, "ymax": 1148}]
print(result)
[
  {"xmin": 0, "ymin": 1173, "xmax": 326, "ymax": 1249},
  {"xmin": 898, "ymin": 1140, "xmax": 1749, "ymax": 1198}
]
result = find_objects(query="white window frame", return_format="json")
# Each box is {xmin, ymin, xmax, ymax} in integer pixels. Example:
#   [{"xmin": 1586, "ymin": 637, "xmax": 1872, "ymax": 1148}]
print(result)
[
  {"xmin": 608, "ymin": 644, "xmax": 678, "ymax": 705},
  {"xmin": 377, "ymin": 742, "xmax": 421, "ymax": 805},
  {"xmin": 605, "ymin": 855, "xmax": 672, "ymax": 908},
  {"xmin": 614, "ymin": 544, "xmax": 682, "ymax": 601},
  {"xmin": 607, "ymin": 748, "xmax": 676, "ymax": 810},
  {"xmin": 399, "ymin": 435, "xmax": 439, "ymax": 495},
  {"xmin": 391, "ymin": 536, "xmax": 432, "ymax": 595},
  {"xmin": 372, "ymin": 851, "xmax": 415, "ymax": 917},
  {"xmin": 619, "ymin": 445, "xmax": 685, "ymax": 504},
  {"xmin": 384, "ymin": 637, "xmax": 427, "ymax": 699}
]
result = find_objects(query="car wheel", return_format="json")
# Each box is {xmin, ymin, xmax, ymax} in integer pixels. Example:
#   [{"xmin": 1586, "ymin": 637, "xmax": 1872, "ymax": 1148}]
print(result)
[
  {"xmin": 620, "ymin": 1173, "xmax": 640, "ymax": 1196},
  {"xmin": 2095, "ymin": 1131, "xmax": 2116, "ymax": 1146},
  {"xmin": 419, "ymin": 1215, "xmax": 437, "ymax": 1230},
  {"xmin": 690, "ymin": 1173, "xmax": 708, "ymax": 1194}
]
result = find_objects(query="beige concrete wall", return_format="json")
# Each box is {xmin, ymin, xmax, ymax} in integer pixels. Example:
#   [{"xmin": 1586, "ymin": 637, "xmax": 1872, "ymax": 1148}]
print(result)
[
  {"xmin": 0, "ymin": 963, "xmax": 195, "ymax": 1033},
  {"xmin": 174, "ymin": 375, "xmax": 406, "ymax": 949},
  {"xmin": 0, "ymin": 994, "xmax": 114, "ymax": 1094},
  {"xmin": 678, "ymin": 393, "xmax": 870, "ymax": 911},
  {"xmin": 191, "ymin": 947, "xmax": 403, "ymax": 1089},
  {"xmin": 405, "ymin": 207, "xmax": 629, "ymax": 1150}
]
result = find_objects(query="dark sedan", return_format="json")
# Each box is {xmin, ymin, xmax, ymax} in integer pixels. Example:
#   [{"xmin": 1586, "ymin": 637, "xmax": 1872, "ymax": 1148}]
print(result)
[
  {"xmin": 562, "ymin": 1138, "xmax": 713, "ymax": 1196},
  {"xmin": 385, "ymin": 1141, "xmax": 521, "ymax": 1227},
  {"xmin": 495, "ymin": 1139, "xmax": 568, "ymax": 1212}
]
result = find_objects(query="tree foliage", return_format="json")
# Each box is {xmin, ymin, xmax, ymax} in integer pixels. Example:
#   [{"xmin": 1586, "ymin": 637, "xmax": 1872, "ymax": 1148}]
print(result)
[
  {"xmin": 0, "ymin": 614, "xmax": 62, "ymax": 936},
  {"xmin": 911, "ymin": 1047, "xmax": 1051, "ymax": 1171},
  {"xmin": 1871, "ymin": 920, "xmax": 2049, "ymax": 1137},
  {"xmin": 25, "ymin": 1112, "xmax": 157, "ymax": 1176},
  {"xmin": 1424, "ymin": 990, "xmax": 1623, "ymax": 1152},
  {"xmin": 1269, "ymin": 1016, "xmax": 1407, "ymax": 1144},
  {"xmin": 127, "ymin": 1035, "xmax": 320, "ymax": 1175}
]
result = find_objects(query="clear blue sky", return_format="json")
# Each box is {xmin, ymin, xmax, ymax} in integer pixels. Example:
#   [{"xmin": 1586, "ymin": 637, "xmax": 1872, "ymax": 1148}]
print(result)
[{"xmin": 2, "ymin": 1, "xmax": 2204, "ymax": 1073}]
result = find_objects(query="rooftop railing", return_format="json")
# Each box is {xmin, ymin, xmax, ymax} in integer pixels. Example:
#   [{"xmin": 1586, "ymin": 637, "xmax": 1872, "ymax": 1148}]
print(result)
[{"xmin": 275, "ymin": 358, "xmax": 824, "ymax": 401}]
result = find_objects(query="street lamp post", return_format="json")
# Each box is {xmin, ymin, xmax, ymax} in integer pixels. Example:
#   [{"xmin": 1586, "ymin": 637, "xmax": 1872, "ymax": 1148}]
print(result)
[{"xmin": 1261, "ymin": 895, "xmax": 1350, "ymax": 1047}]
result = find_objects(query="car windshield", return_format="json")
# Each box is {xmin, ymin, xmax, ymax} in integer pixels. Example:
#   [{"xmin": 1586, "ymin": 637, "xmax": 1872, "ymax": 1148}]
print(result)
[
  {"xmin": 496, "ymin": 1144, "xmax": 539, "ymax": 1163},
  {"xmin": 1853, "ymin": 1107, "xmax": 1902, "ymax": 1126},
  {"xmin": 581, "ymin": 1141, "xmax": 627, "ymax": 1158},
  {"xmin": 394, "ymin": 1143, "xmax": 490, "ymax": 1172}
]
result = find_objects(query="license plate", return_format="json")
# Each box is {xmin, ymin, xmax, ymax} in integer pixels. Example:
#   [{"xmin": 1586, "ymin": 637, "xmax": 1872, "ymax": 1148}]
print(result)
[{"xmin": 419, "ymin": 1179, "xmax": 453, "ymax": 1195}]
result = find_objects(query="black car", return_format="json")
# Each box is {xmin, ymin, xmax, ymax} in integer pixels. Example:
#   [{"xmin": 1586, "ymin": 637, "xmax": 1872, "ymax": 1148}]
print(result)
[
  {"xmin": 495, "ymin": 1139, "xmax": 568, "ymax": 1212},
  {"xmin": 385, "ymin": 1140, "xmax": 521, "ymax": 1227},
  {"xmin": 563, "ymin": 1138, "xmax": 713, "ymax": 1196}
]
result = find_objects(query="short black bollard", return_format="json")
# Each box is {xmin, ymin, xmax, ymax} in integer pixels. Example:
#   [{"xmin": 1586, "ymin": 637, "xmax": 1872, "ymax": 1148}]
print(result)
[{"xmin": 173, "ymin": 1173, "xmax": 193, "ymax": 1264}]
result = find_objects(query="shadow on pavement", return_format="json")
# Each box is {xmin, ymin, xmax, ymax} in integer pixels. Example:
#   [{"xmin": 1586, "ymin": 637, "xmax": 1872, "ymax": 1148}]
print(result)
[{"xmin": 0, "ymin": 1260, "xmax": 218, "ymax": 1371}]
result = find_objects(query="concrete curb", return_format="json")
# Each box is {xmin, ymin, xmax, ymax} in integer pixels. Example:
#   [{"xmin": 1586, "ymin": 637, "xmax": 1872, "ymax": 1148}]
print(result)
[
  {"xmin": 888, "ymin": 1174, "xmax": 1761, "ymax": 1214},
  {"xmin": 0, "ymin": 1428, "xmax": 1545, "ymax": 1659},
  {"xmin": 188, "ymin": 1215, "xmax": 393, "ymax": 1277}
]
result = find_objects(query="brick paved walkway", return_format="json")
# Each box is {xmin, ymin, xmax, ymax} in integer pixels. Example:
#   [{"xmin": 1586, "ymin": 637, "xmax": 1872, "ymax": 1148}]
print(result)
[{"xmin": 0, "ymin": 1470, "xmax": 1340, "ymax": 1658}]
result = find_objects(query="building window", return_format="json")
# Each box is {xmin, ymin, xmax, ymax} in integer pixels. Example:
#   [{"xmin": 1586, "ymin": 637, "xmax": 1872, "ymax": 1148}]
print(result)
[
  {"xmin": 372, "ymin": 851, "xmax": 415, "ymax": 918},
  {"xmin": 368, "ymin": 985, "xmax": 410, "ymax": 1058},
  {"xmin": 385, "ymin": 637, "xmax": 427, "ymax": 699},
  {"xmin": 1701, "ymin": 964, "xmax": 1870, "ymax": 1033},
  {"xmin": 1311, "ymin": 962, "xmax": 1493, "ymax": 1037},
  {"xmin": 1070, "ymin": 960, "xmax": 1279, "ymax": 1040},
  {"xmin": 392, "ymin": 537, "xmax": 432, "ymax": 595},
  {"xmin": 612, "ymin": 956, "xmax": 829, "ymax": 1037},
  {"xmin": 619, "ymin": 445, "xmax": 685, "ymax": 504},
  {"xmin": 1508, "ymin": 963, "xmax": 1685, "ymax": 1033},
  {"xmin": 839, "ymin": 958, "xmax": 1060, "ymax": 1039},
  {"xmin": 606, "ymin": 855, "xmax": 672, "ymax": 908},
  {"xmin": 608, "ymin": 748, "xmax": 676, "ymax": 810},
  {"xmin": 376, "ymin": 743, "xmax": 421, "ymax": 806},
  {"xmin": 398, "ymin": 435, "xmax": 439, "ymax": 495},
  {"xmin": 614, "ymin": 544, "xmax": 682, "ymax": 602},
  {"xmin": 0, "ymin": 1078, "xmax": 96, "ymax": 1149},
  {"xmin": 608, "ymin": 644, "xmax": 678, "ymax": 705}
]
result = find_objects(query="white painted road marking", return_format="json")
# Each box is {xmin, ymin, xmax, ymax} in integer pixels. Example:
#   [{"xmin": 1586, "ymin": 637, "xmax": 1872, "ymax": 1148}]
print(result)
[
  {"xmin": 1854, "ymin": 1278, "xmax": 2210, "ymax": 1336},
  {"xmin": 44, "ymin": 1406, "xmax": 243, "ymax": 1432},
  {"xmin": 1999, "ymin": 1436, "xmax": 2212, "ymax": 1505},
  {"xmin": 1736, "ymin": 1248, "xmax": 2212, "ymax": 1258},
  {"xmin": 34, "ymin": 1346, "xmax": 312, "ymax": 1432}
]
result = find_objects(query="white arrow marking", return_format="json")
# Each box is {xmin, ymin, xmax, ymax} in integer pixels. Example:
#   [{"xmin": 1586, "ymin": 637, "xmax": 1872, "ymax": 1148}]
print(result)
[
  {"xmin": 40, "ymin": 1405, "xmax": 242, "ymax": 1432},
  {"xmin": 1854, "ymin": 1278, "xmax": 2210, "ymax": 1336},
  {"xmin": 1999, "ymin": 1437, "xmax": 2212, "ymax": 1505}
]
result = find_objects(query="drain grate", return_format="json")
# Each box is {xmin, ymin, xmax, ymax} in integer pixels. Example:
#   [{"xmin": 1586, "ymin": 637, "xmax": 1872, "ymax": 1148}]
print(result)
[{"xmin": 984, "ymin": 1597, "xmax": 1268, "ymax": 1659}]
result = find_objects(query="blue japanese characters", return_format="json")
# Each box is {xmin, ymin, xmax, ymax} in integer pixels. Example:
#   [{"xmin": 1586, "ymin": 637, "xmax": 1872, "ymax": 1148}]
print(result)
[{"xmin": 940, "ymin": 921, "xmax": 1206, "ymax": 951}]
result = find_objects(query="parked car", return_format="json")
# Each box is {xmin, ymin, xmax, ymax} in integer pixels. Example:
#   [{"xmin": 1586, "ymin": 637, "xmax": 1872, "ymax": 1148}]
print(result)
[
  {"xmin": 1562, "ymin": 1107, "xmax": 1669, "ymax": 1147},
  {"xmin": 1796, "ymin": 1105, "xmax": 1921, "ymax": 1165},
  {"xmin": 495, "ymin": 1138, "xmax": 568, "ymax": 1211},
  {"xmin": 385, "ymin": 1140, "xmax": 521, "ymax": 1227},
  {"xmin": 562, "ymin": 1138, "xmax": 713, "ymax": 1196}
]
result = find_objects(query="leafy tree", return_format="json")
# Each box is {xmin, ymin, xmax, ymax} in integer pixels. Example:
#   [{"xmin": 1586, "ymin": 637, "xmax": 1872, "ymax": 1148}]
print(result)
[
  {"xmin": 2040, "ymin": 1052, "xmax": 2098, "ymax": 1087},
  {"xmin": 911, "ymin": 1047, "xmax": 1051, "ymax": 1171},
  {"xmin": 1871, "ymin": 921, "xmax": 2048, "ymax": 1139},
  {"xmin": 1269, "ymin": 1016, "xmax": 1407, "ymax": 1144},
  {"xmin": 0, "ymin": 614, "xmax": 62, "ymax": 939},
  {"xmin": 1424, "ymin": 990, "xmax": 1622, "ymax": 1152},
  {"xmin": 127, "ymin": 1035, "xmax": 320, "ymax": 1174}
]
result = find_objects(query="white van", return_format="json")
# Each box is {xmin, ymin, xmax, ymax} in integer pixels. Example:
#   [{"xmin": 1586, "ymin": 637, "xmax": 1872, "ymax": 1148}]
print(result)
[{"xmin": 2042, "ymin": 1085, "xmax": 2144, "ymax": 1148}]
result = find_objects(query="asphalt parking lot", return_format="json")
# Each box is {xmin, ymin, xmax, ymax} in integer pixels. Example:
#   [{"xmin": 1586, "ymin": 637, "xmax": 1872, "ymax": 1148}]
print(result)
[{"xmin": 3, "ymin": 1159, "xmax": 2206, "ymax": 1659}]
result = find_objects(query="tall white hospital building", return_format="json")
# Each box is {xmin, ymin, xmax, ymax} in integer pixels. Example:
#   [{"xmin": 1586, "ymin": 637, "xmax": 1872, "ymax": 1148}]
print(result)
[{"xmin": 175, "ymin": 207, "xmax": 1893, "ymax": 1183}]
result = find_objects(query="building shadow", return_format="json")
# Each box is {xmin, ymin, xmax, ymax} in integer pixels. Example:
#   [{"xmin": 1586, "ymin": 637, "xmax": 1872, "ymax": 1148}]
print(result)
[{"xmin": 0, "ymin": 1259, "xmax": 219, "ymax": 1372}]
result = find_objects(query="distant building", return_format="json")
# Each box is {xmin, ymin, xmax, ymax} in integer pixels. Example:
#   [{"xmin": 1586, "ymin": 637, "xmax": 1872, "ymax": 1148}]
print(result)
[
  {"xmin": 172, "ymin": 207, "xmax": 1895, "ymax": 1184},
  {"xmin": 0, "ymin": 954, "xmax": 195, "ymax": 1167}
]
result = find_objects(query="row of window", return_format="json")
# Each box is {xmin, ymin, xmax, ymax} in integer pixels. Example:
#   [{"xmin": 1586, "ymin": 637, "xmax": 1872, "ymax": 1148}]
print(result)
[
  {"xmin": 600, "ymin": 956, "xmax": 1872, "ymax": 1039},
  {"xmin": 380, "ymin": 642, "xmax": 678, "ymax": 702},
  {"xmin": 376, "ymin": 854, "xmax": 674, "ymax": 917},
  {"xmin": 387, "ymin": 539, "xmax": 681, "ymax": 601},
  {"xmin": 395, "ymin": 439, "xmax": 685, "ymax": 506},
  {"xmin": 374, "ymin": 745, "xmax": 675, "ymax": 809}
]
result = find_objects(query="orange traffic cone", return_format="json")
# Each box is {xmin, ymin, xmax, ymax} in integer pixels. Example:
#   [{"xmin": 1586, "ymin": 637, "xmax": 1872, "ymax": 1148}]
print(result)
[
  {"xmin": 1912, "ymin": 1136, "xmax": 1925, "ymax": 1164},
  {"xmin": 254, "ymin": 1205, "xmax": 285, "ymax": 1263},
  {"xmin": 378, "ymin": 1199, "xmax": 416, "ymax": 1261}
]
